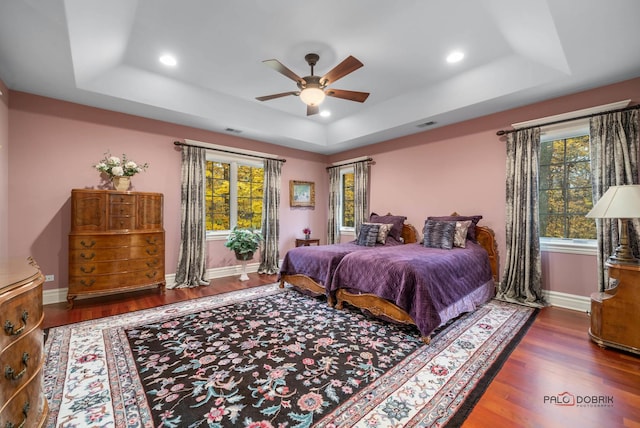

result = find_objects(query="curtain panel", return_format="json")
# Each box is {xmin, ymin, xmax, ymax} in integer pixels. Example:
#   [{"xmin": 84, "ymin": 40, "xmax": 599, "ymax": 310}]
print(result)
[
  {"xmin": 353, "ymin": 161, "xmax": 370, "ymax": 236},
  {"xmin": 498, "ymin": 128, "xmax": 545, "ymax": 306},
  {"xmin": 327, "ymin": 168, "xmax": 341, "ymax": 245},
  {"xmin": 173, "ymin": 146, "xmax": 209, "ymax": 289},
  {"xmin": 589, "ymin": 109, "xmax": 640, "ymax": 291},
  {"xmin": 258, "ymin": 159, "xmax": 282, "ymax": 274}
]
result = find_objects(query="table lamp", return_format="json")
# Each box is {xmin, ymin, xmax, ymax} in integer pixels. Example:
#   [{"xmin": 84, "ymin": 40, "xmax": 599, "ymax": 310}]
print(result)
[{"xmin": 586, "ymin": 184, "xmax": 640, "ymax": 264}]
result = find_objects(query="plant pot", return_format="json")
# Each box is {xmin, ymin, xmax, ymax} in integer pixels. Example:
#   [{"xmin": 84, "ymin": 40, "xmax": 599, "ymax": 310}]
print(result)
[
  {"xmin": 234, "ymin": 250, "xmax": 254, "ymax": 261},
  {"xmin": 112, "ymin": 176, "xmax": 131, "ymax": 191}
]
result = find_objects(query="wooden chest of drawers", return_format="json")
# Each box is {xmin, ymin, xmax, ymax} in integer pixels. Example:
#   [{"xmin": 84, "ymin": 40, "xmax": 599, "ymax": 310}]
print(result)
[
  {"xmin": 68, "ymin": 189, "xmax": 165, "ymax": 307},
  {"xmin": 0, "ymin": 257, "xmax": 48, "ymax": 428}
]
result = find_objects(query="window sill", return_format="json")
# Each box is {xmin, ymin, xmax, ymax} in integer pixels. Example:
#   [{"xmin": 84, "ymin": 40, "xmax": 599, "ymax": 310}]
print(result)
[
  {"xmin": 207, "ymin": 231, "xmax": 229, "ymax": 241},
  {"xmin": 540, "ymin": 238, "xmax": 597, "ymax": 256}
]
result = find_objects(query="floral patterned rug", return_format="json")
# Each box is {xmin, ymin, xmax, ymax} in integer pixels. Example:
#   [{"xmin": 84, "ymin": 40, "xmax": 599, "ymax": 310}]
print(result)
[{"xmin": 44, "ymin": 284, "xmax": 537, "ymax": 428}]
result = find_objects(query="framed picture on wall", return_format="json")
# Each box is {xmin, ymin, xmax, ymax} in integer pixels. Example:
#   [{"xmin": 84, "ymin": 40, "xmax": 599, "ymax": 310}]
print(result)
[{"xmin": 289, "ymin": 180, "xmax": 315, "ymax": 208}]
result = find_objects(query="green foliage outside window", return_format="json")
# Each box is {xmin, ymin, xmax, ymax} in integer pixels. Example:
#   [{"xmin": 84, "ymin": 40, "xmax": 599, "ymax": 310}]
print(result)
[
  {"xmin": 539, "ymin": 135, "xmax": 596, "ymax": 239},
  {"xmin": 205, "ymin": 161, "xmax": 263, "ymax": 231},
  {"xmin": 342, "ymin": 172, "xmax": 354, "ymax": 227}
]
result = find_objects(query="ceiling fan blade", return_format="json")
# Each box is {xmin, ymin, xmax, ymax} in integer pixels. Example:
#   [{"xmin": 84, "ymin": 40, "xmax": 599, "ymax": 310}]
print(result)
[
  {"xmin": 325, "ymin": 89, "xmax": 370, "ymax": 103},
  {"xmin": 262, "ymin": 59, "xmax": 304, "ymax": 83},
  {"xmin": 320, "ymin": 56, "xmax": 363, "ymax": 85},
  {"xmin": 307, "ymin": 105, "xmax": 319, "ymax": 116},
  {"xmin": 256, "ymin": 91, "xmax": 298, "ymax": 102}
]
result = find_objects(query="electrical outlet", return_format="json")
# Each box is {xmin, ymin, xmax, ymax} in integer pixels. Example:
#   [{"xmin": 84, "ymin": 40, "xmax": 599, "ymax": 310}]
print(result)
[{"xmin": 45, "ymin": 274, "xmax": 54, "ymax": 282}]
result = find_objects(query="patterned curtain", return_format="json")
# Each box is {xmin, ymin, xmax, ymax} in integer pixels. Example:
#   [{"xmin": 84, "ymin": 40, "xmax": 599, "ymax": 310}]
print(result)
[
  {"xmin": 173, "ymin": 146, "xmax": 209, "ymax": 289},
  {"xmin": 589, "ymin": 109, "xmax": 640, "ymax": 291},
  {"xmin": 327, "ymin": 168, "xmax": 341, "ymax": 244},
  {"xmin": 353, "ymin": 161, "xmax": 370, "ymax": 236},
  {"xmin": 258, "ymin": 159, "xmax": 282, "ymax": 274},
  {"xmin": 498, "ymin": 128, "xmax": 545, "ymax": 306}
]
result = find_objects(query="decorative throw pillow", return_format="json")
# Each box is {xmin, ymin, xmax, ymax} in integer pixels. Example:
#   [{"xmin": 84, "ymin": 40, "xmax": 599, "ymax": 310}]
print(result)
[
  {"xmin": 423, "ymin": 220, "xmax": 456, "ymax": 250},
  {"xmin": 362, "ymin": 222, "xmax": 394, "ymax": 244},
  {"xmin": 427, "ymin": 215, "xmax": 482, "ymax": 241},
  {"xmin": 369, "ymin": 212, "xmax": 406, "ymax": 241},
  {"xmin": 356, "ymin": 223, "xmax": 381, "ymax": 247},
  {"xmin": 453, "ymin": 220, "xmax": 472, "ymax": 248}
]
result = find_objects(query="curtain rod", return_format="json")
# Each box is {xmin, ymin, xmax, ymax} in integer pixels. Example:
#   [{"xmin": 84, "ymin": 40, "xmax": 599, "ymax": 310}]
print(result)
[
  {"xmin": 173, "ymin": 140, "xmax": 286, "ymax": 163},
  {"xmin": 326, "ymin": 157, "xmax": 373, "ymax": 171},
  {"xmin": 496, "ymin": 103, "xmax": 640, "ymax": 136}
]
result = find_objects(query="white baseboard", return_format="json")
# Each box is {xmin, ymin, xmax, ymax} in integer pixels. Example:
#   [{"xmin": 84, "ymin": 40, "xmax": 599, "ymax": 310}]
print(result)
[
  {"xmin": 43, "ymin": 261, "xmax": 265, "ymax": 306},
  {"xmin": 543, "ymin": 290, "xmax": 591, "ymax": 313}
]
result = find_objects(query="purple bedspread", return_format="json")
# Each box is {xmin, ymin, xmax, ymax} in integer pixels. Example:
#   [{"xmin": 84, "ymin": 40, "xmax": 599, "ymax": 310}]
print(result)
[
  {"xmin": 329, "ymin": 241, "xmax": 494, "ymax": 338},
  {"xmin": 279, "ymin": 238, "xmax": 402, "ymax": 289}
]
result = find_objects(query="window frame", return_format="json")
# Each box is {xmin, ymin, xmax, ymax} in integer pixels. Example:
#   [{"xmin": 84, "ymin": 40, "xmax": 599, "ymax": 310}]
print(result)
[
  {"xmin": 538, "ymin": 120, "xmax": 597, "ymax": 255},
  {"xmin": 205, "ymin": 151, "xmax": 264, "ymax": 241}
]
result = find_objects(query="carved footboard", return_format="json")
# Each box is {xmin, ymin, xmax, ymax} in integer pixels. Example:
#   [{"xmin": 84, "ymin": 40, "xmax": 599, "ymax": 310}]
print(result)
[{"xmin": 280, "ymin": 274, "xmax": 335, "ymax": 305}]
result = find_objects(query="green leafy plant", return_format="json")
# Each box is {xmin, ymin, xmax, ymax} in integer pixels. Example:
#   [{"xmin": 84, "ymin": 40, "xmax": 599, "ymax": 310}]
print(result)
[{"xmin": 224, "ymin": 227, "xmax": 263, "ymax": 257}]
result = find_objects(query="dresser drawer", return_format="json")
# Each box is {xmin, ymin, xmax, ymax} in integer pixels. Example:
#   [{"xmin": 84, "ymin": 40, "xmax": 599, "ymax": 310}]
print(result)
[
  {"xmin": 127, "ymin": 257, "xmax": 163, "ymax": 271},
  {"xmin": 130, "ymin": 232, "xmax": 164, "ymax": 247},
  {"xmin": 69, "ymin": 234, "xmax": 131, "ymax": 250},
  {"xmin": 109, "ymin": 216, "xmax": 136, "ymax": 230},
  {"xmin": 69, "ymin": 247, "xmax": 130, "ymax": 263},
  {"xmin": 131, "ymin": 244, "xmax": 163, "ymax": 258},
  {"xmin": 69, "ymin": 260, "xmax": 130, "ymax": 276},
  {"xmin": 0, "ymin": 367, "xmax": 47, "ymax": 428},
  {"xmin": 0, "ymin": 281, "xmax": 42, "ymax": 352},
  {"xmin": 69, "ymin": 270, "xmax": 163, "ymax": 293},
  {"xmin": 0, "ymin": 328, "xmax": 43, "ymax": 405},
  {"xmin": 109, "ymin": 201, "xmax": 135, "ymax": 217},
  {"xmin": 109, "ymin": 193, "xmax": 136, "ymax": 205}
]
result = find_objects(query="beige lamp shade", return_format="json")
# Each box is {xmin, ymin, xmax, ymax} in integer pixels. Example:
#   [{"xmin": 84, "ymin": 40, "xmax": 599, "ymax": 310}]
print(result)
[{"xmin": 586, "ymin": 185, "xmax": 640, "ymax": 219}]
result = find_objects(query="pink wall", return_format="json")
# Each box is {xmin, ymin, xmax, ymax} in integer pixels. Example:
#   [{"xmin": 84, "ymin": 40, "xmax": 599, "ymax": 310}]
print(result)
[
  {"xmin": 0, "ymin": 78, "xmax": 8, "ymax": 258},
  {"xmin": 330, "ymin": 77, "xmax": 640, "ymax": 298},
  {"xmin": 6, "ymin": 77, "xmax": 640, "ymax": 300},
  {"xmin": 7, "ymin": 92, "xmax": 328, "ymax": 291}
]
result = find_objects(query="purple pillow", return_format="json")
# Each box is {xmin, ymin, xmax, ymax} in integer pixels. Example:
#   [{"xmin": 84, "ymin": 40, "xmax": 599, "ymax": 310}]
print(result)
[
  {"xmin": 369, "ymin": 212, "xmax": 406, "ymax": 241},
  {"xmin": 426, "ymin": 215, "xmax": 483, "ymax": 241}
]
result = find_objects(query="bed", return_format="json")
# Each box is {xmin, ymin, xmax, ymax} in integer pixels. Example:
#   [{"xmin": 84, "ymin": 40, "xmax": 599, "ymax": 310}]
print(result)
[
  {"xmin": 333, "ymin": 219, "xmax": 499, "ymax": 343},
  {"xmin": 279, "ymin": 213, "xmax": 419, "ymax": 305}
]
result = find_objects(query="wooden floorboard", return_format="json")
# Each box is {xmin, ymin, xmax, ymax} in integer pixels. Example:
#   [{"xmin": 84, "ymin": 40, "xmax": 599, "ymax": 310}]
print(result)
[{"xmin": 43, "ymin": 274, "xmax": 640, "ymax": 427}]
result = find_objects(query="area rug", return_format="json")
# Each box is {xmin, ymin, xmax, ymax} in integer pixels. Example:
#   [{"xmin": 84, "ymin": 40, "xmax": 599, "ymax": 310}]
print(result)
[{"xmin": 44, "ymin": 284, "xmax": 537, "ymax": 427}]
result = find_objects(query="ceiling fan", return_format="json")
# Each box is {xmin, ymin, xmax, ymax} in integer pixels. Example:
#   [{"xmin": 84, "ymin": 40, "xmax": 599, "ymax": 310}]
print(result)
[{"xmin": 256, "ymin": 53, "xmax": 370, "ymax": 116}]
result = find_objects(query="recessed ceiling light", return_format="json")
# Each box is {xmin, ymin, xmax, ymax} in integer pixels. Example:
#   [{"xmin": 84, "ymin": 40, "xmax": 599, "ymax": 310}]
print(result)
[
  {"xmin": 446, "ymin": 51, "xmax": 464, "ymax": 64},
  {"xmin": 320, "ymin": 110, "xmax": 331, "ymax": 118},
  {"xmin": 159, "ymin": 54, "xmax": 177, "ymax": 66}
]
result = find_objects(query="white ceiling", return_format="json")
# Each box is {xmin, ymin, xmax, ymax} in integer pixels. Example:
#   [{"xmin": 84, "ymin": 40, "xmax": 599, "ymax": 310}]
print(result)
[{"xmin": 1, "ymin": 0, "xmax": 640, "ymax": 154}]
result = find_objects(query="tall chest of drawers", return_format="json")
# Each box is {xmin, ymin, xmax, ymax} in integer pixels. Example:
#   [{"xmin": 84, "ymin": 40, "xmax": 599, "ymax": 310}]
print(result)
[
  {"xmin": 0, "ymin": 257, "xmax": 48, "ymax": 428},
  {"xmin": 68, "ymin": 189, "xmax": 165, "ymax": 307}
]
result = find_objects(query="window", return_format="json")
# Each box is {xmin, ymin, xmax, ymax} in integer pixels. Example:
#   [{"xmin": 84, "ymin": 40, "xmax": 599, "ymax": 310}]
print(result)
[
  {"xmin": 205, "ymin": 155, "xmax": 263, "ymax": 234},
  {"xmin": 539, "ymin": 133, "xmax": 596, "ymax": 240},
  {"xmin": 341, "ymin": 169, "xmax": 354, "ymax": 229}
]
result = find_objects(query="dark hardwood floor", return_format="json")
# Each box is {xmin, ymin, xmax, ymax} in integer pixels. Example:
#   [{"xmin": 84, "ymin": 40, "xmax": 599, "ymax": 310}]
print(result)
[{"xmin": 43, "ymin": 273, "xmax": 640, "ymax": 427}]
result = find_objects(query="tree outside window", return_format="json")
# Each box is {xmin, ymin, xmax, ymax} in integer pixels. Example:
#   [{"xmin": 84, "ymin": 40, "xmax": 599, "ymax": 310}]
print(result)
[
  {"xmin": 205, "ymin": 160, "xmax": 263, "ymax": 232},
  {"xmin": 539, "ymin": 135, "xmax": 595, "ymax": 239},
  {"xmin": 342, "ymin": 171, "xmax": 354, "ymax": 228}
]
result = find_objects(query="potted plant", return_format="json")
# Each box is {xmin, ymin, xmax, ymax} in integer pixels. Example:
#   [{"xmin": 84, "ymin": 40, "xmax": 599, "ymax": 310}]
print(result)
[{"xmin": 224, "ymin": 227, "xmax": 263, "ymax": 260}]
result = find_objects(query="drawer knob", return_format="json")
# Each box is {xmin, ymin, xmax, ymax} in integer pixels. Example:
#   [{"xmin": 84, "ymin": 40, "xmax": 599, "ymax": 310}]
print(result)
[
  {"xmin": 80, "ymin": 252, "xmax": 95, "ymax": 260},
  {"xmin": 5, "ymin": 352, "xmax": 29, "ymax": 381},
  {"xmin": 146, "ymin": 270, "xmax": 157, "ymax": 278},
  {"xmin": 4, "ymin": 311, "xmax": 28, "ymax": 336},
  {"xmin": 80, "ymin": 265, "xmax": 96, "ymax": 274},
  {"xmin": 146, "ymin": 237, "xmax": 157, "ymax": 244},
  {"xmin": 146, "ymin": 259, "xmax": 159, "ymax": 267},
  {"xmin": 5, "ymin": 400, "xmax": 29, "ymax": 428},
  {"xmin": 80, "ymin": 239, "xmax": 96, "ymax": 248},
  {"xmin": 146, "ymin": 248, "xmax": 158, "ymax": 255},
  {"xmin": 80, "ymin": 279, "xmax": 96, "ymax": 287}
]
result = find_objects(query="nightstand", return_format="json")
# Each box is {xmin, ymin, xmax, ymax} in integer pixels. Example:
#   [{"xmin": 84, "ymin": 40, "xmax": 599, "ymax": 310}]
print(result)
[
  {"xmin": 295, "ymin": 238, "xmax": 320, "ymax": 247},
  {"xmin": 589, "ymin": 261, "xmax": 640, "ymax": 355}
]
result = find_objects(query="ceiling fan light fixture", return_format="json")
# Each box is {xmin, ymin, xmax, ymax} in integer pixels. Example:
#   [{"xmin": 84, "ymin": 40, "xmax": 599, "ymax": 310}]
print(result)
[{"xmin": 299, "ymin": 87, "xmax": 326, "ymax": 106}]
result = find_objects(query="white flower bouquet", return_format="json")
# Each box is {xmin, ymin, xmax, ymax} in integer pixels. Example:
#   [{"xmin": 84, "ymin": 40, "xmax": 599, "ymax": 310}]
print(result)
[{"xmin": 94, "ymin": 152, "xmax": 148, "ymax": 178}]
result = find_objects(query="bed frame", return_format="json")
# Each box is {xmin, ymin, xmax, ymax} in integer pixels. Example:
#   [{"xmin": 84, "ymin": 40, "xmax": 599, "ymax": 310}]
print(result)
[
  {"xmin": 334, "ymin": 224, "xmax": 499, "ymax": 344},
  {"xmin": 279, "ymin": 223, "xmax": 419, "ymax": 305}
]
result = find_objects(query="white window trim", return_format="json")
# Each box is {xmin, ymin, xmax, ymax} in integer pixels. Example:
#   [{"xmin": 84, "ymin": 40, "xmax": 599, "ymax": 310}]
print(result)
[
  {"xmin": 540, "ymin": 237, "xmax": 597, "ymax": 256},
  {"xmin": 205, "ymin": 151, "xmax": 263, "ymax": 240}
]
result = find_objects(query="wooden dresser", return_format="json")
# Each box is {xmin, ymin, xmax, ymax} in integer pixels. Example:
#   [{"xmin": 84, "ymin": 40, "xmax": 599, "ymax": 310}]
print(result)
[
  {"xmin": 589, "ymin": 261, "xmax": 640, "ymax": 355},
  {"xmin": 68, "ymin": 189, "xmax": 165, "ymax": 308},
  {"xmin": 0, "ymin": 257, "xmax": 48, "ymax": 428}
]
